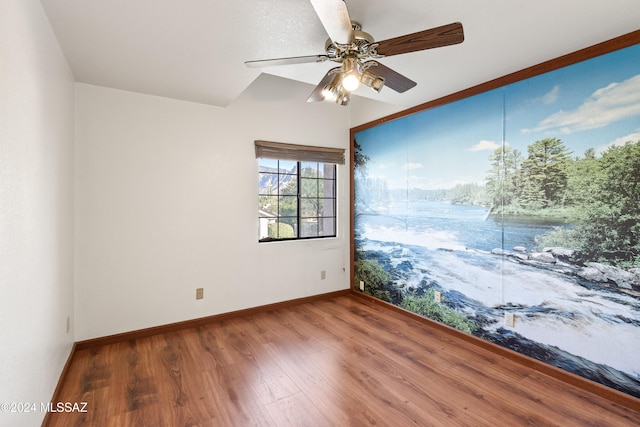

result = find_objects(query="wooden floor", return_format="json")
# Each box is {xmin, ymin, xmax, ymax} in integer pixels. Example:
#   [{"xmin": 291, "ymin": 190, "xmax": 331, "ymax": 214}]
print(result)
[{"xmin": 45, "ymin": 295, "xmax": 640, "ymax": 426}]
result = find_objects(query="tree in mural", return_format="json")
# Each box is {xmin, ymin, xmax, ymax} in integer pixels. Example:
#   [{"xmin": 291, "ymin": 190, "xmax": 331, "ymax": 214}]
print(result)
[
  {"xmin": 520, "ymin": 138, "xmax": 572, "ymax": 208},
  {"xmin": 485, "ymin": 146, "xmax": 522, "ymax": 209},
  {"xmin": 572, "ymin": 141, "xmax": 640, "ymax": 267},
  {"xmin": 353, "ymin": 139, "xmax": 370, "ymax": 178},
  {"xmin": 486, "ymin": 138, "xmax": 572, "ymax": 212},
  {"xmin": 565, "ymin": 148, "xmax": 600, "ymax": 206},
  {"xmin": 449, "ymin": 183, "xmax": 487, "ymax": 206}
]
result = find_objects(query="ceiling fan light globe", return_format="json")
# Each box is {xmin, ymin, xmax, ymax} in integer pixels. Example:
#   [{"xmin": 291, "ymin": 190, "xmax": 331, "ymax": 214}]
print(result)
[
  {"xmin": 371, "ymin": 78, "xmax": 384, "ymax": 92},
  {"xmin": 322, "ymin": 84, "xmax": 338, "ymax": 101},
  {"xmin": 341, "ymin": 74, "xmax": 360, "ymax": 91},
  {"xmin": 337, "ymin": 93, "xmax": 350, "ymax": 106}
]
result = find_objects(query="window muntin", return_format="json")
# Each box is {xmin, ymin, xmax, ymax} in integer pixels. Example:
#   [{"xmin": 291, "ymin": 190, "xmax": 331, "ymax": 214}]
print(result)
[{"xmin": 258, "ymin": 159, "xmax": 337, "ymax": 242}]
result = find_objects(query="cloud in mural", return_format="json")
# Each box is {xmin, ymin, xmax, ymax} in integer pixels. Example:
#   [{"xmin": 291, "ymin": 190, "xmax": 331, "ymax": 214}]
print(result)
[
  {"xmin": 469, "ymin": 140, "xmax": 501, "ymax": 151},
  {"xmin": 537, "ymin": 85, "xmax": 561, "ymax": 105},
  {"xmin": 522, "ymin": 74, "xmax": 640, "ymax": 134},
  {"xmin": 595, "ymin": 130, "xmax": 640, "ymax": 155},
  {"xmin": 403, "ymin": 162, "xmax": 424, "ymax": 170}
]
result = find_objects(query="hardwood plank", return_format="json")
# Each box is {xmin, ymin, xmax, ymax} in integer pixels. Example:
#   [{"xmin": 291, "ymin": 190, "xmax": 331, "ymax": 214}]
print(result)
[
  {"xmin": 264, "ymin": 392, "xmax": 330, "ymax": 427},
  {"xmin": 201, "ymin": 367, "xmax": 275, "ymax": 426},
  {"xmin": 260, "ymin": 341, "xmax": 358, "ymax": 425},
  {"xmin": 45, "ymin": 295, "xmax": 640, "ymax": 426}
]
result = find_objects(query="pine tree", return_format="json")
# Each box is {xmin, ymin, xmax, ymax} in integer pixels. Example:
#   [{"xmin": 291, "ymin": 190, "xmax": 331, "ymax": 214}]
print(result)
[
  {"xmin": 485, "ymin": 146, "xmax": 521, "ymax": 209},
  {"xmin": 520, "ymin": 138, "xmax": 572, "ymax": 208}
]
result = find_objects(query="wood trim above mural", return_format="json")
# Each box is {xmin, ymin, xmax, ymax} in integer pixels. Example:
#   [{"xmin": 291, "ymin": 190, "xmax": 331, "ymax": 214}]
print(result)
[{"xmin": 352, "ymin": 29, "xmax": 640, "ymax": 134}]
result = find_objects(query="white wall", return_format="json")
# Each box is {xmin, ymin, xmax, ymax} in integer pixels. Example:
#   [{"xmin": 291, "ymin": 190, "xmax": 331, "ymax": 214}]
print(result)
[
  {"xmin": 349, "ymin": 95, "xmax": 409, "ymax": 129},
  {"xmin": 74, "ymin": 74, "xmax": 351, "ymax": 340},
  {"xmin": 0, "ymin": 1, "xmax": 75, "ymax": 426}
]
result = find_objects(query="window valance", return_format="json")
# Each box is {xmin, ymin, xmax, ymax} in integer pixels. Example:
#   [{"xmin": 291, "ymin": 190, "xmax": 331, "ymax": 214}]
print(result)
[{"xmin": 255, "ymin": 140, "xmax": 345, "ymax": 165}]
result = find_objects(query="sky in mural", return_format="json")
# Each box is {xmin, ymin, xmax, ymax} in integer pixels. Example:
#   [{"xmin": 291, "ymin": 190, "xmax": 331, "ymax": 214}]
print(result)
[{"xmin": 355, "ymin": 43, "xmax": 640, "ymax": 190}]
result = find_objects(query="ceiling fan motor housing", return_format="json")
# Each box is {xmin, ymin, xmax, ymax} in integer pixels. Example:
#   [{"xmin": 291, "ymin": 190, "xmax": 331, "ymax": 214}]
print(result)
[{"xmin": 324, "ymin": 22, "xmax": 376, "ymax": 61}]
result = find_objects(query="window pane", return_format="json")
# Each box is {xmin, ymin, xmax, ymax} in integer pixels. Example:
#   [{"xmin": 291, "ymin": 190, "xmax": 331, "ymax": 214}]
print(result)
[
  {"xmin": 258, "ymin": 158, "xmax": 278, "ymax": 172},
  {"xmin": 258, "ymin": 173, "xmax": 279, "ymax": 195},
  {"xmin": 300, "ymin": 218, "xmax": 319, "ymax": 238},
  {"xmin": 278, "ymin": 195, "xmax": 297, "ymax": 217},
  {"xmin": 288, "ymin": 218, "xmax": 298, "ymax": 237},
  {"xmin": 259, "ymin": 195, "xmax": 278, "ymax": 213},
  {"xmin": 301, "ymin": 162, "xmax": 318, "ymax": 178},
  {"xmin": 319, "ymin": 217, "xmax": 335, "ymax": 236},
  {"xmin": 322, "ymin": 164, "xmax": 335, "ymax": 179},
  {"xmin": 267, "ymin": 221, "xmax": 297, "ymax": 239},
  {"xmin": 281, "ymin": 178, "xmax": 297, "ymax": 196},
  {"xmin": 275, "ymin": 218, "xmax": 297, "ymax": 238},
  {"xmin": 300, "ymin": 177, "xmax": 319, "ymax": 198},
  {"xmin": 319, "ymin": 199, "xmax": 335, "ymax": 217},
  {"xmin": 318, "ymin": 179, "xmax": 335, "ymax": 198},
  {"xmin": 300, "ymin": 198, "xmax": 318, "ymax": 217},
  {"xmin": 279, "ymin": 160, "xmax": 298, "ymax": 174}
]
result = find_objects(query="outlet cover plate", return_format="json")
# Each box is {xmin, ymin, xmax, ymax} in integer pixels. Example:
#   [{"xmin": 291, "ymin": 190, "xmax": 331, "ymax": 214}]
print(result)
[{"xmin": 504, "ymin": 312, "xmax": 515, "ymax": 327}]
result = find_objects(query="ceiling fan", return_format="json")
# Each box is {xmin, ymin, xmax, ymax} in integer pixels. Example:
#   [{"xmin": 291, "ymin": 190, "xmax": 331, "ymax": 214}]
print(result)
[{"xmin": 245, "ymin": 0, "xmax": 464, "ymax": 106}]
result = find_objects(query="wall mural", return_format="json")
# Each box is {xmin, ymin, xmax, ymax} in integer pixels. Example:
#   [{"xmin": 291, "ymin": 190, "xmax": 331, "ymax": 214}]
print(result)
[{"xmin": 352, "ymin": 39, "xmax": 640, "ymax": 397}]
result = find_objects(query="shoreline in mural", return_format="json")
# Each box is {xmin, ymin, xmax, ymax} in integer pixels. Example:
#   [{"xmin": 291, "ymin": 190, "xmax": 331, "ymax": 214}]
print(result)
[{"xmin": 353, "ymin": 41, "xmax": 640, "ymax": 397}]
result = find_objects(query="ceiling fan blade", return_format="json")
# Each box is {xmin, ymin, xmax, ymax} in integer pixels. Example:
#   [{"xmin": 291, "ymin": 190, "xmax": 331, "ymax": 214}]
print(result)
[
  {"xmin": 310, "ymin": 0, "xmax": 354, "ymax": 45},
  {"xmin": 365, "ymin": 62, "xmax": 416, "ymax": 93},
  {"xmin": 245, "ymin": 54, "xmax": 329, "ymax": 68},
  {"xmin": 375, "ymin": 22, "xmax": 464, "ymax": 57},
  {"xmin": 307, "ymin": 69, "xmax": 339, "ymax": 102}
]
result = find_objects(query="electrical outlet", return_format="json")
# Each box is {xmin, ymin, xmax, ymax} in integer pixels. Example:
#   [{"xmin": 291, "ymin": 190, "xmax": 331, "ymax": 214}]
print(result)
[
  {"xmin": 196, "ymin": 288, "xmax": 204, "ymax": 300},
  {"xmin": 434, "ymin": 291, "xmax": 442, "ymax": 303},
  {"xmin": 504, "ymin": 312, "xmax": 515, "ymax": 327},
  {"xmin": 321, "ymin": 270, "xmax": 326, "ymax": 280},
  {"xmin": 359, "ymin": 280, "xmax": 365, "ymax": 291}
]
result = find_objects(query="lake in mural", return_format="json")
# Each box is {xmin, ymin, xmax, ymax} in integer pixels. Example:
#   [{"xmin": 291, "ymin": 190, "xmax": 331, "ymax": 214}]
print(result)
[{"xmin": 353, "ymin": 42, "xmax": 640, "ymax": 397}]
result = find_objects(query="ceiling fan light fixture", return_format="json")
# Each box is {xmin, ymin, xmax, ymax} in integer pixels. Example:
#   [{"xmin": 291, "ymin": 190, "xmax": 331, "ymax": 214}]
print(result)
[
  {"xmin": 361, "ymin": 71, "xmax": 385, "ymax": 93},
  {"xmin": 340, "ymin": 56, "xmax": 360, "ymax": 92},
  {"xmin": 321, "ymin": 72, "xmax": 343, "ymax": 101},
  {"xmin": 321, "ymin": 85, "xmax": 338, "ymax": 101},
  {"xmin": 336, "ymin": 90, "xmax": 350, "ymax": 106}
]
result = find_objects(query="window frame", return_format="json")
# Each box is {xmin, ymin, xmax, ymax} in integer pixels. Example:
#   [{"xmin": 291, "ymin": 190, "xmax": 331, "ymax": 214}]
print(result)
[
  {"xmin": 256, "ymin": 141, "xmax": 344, "ymax": 243},
  {"xmin": 258, "ymin": 159, "xmax": 337, "ymax": 242}
]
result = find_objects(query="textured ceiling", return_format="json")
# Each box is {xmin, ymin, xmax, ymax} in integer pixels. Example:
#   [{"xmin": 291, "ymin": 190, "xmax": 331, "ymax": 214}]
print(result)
[{"xmin": 41, "ymin": 0, "xmax": 640, "ymax": 108}]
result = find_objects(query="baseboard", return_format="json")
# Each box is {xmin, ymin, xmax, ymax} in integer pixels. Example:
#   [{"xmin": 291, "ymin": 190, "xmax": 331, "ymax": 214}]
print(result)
[
  {"xmin": 349, "ymin": 289, "xmax": 640, "ymax": 412},
  {"xmin": 41, "ymin": 342, "xmax": 77, "ymax": 427},
  {"xmin": 75, "ymin": 289, "xmax": 351, "ymax": 350}
]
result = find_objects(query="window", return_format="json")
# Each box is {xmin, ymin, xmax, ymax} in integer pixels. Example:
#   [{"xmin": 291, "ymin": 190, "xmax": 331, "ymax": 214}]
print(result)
[{"xmin": 256, "ymin": 141, "xmax": 344, "ymax": 242}]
